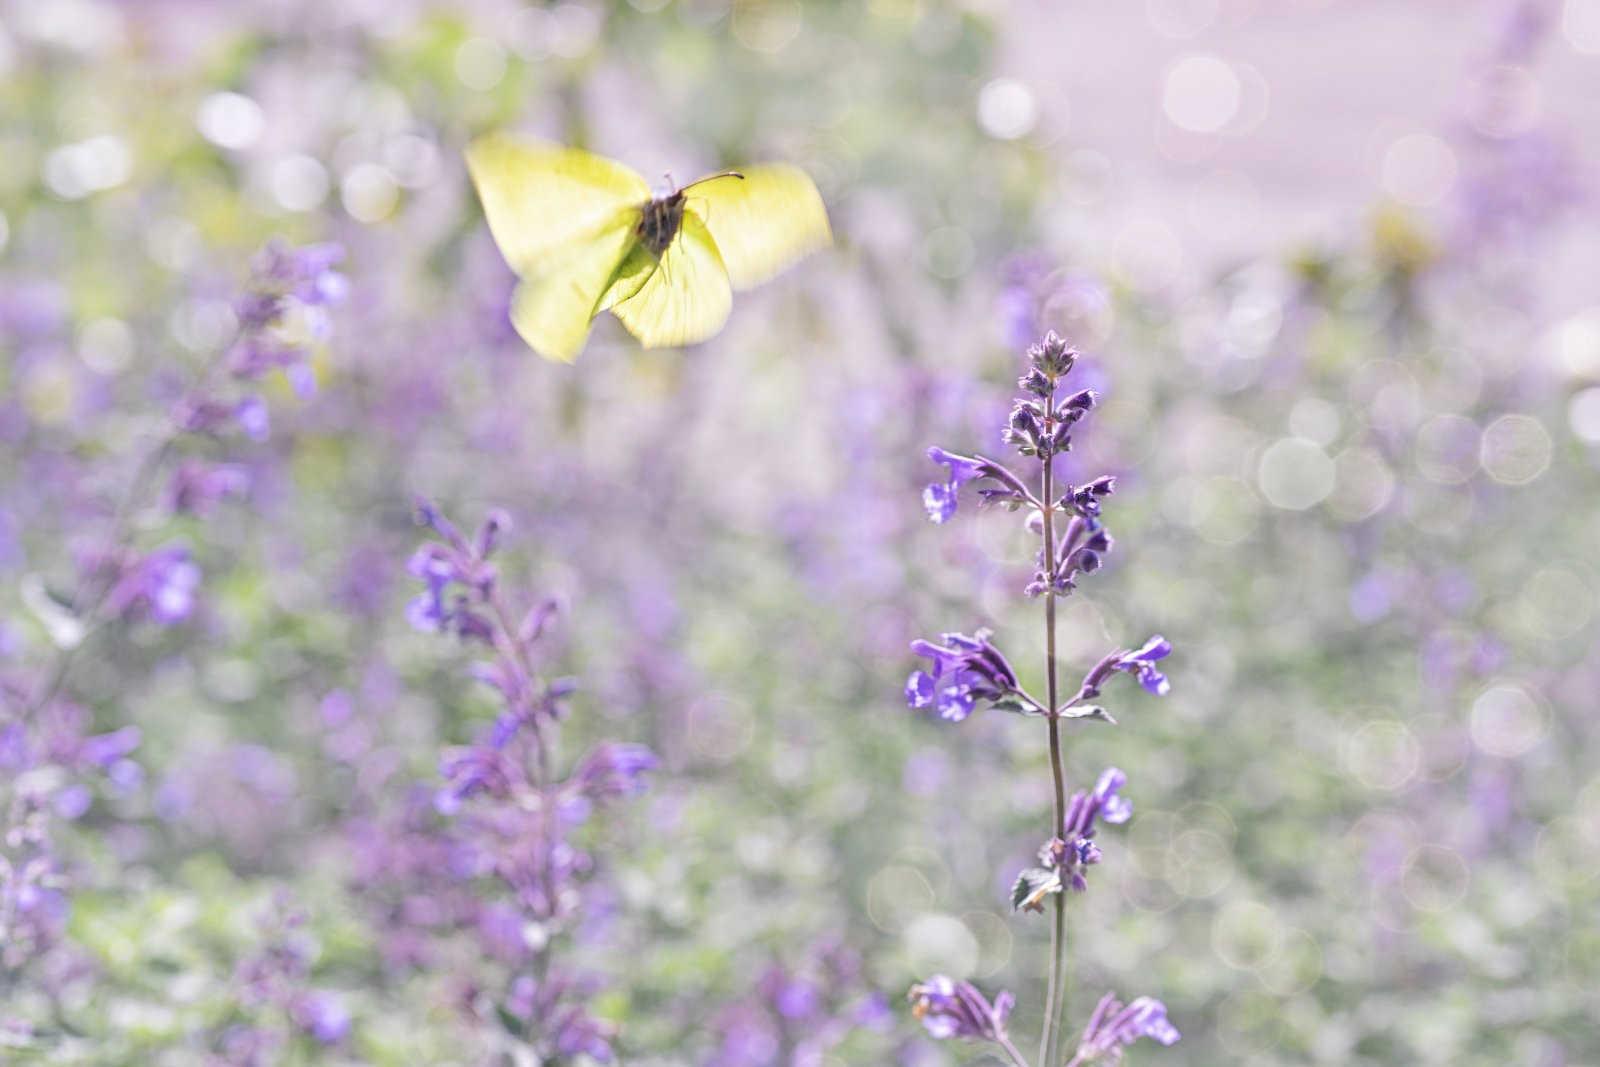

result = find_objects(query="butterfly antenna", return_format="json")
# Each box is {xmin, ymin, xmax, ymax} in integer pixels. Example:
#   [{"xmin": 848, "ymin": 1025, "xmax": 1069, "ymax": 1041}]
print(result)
[{"xmin": 681, "ymin": 170, "xmax": 745, "ymax": 192}]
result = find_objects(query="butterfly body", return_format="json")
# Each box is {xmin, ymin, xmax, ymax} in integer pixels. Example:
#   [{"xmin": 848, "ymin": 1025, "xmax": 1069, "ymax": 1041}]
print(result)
[
  {"xmin": 637, "ymin": 189, "xmax": 689, "ymax": 257},
  {"xmin": 466, "ymin": 136, "xmax": 831, "ymax": 362}
]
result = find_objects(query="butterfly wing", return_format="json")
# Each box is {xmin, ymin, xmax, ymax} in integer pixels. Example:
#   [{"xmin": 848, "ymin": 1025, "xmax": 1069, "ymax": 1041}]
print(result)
[
  {"xmin": 609, "ymin": 210, "xmax": 732, "ymax": 348},
  {"xmin": 509, "ymin": 210, "xmax": 642, "ymax": 362},
  {"xmin": 466, "ymin": 134, "xmax": 650, "ymax": 278},
  {"xmin": 686, "ymin": 165, "xmax": 831, "ymax": 290}
]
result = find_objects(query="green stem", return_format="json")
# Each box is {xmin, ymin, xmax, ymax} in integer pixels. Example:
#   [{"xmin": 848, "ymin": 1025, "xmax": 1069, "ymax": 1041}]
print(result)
[{"xmin": 1038, "ymin": 393, "xmax": 1070, "ymax": 1067}]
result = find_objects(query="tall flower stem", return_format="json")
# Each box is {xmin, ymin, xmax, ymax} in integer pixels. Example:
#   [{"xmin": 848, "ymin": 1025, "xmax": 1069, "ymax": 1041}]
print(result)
[
  {"xmin": 906, "ymin": 330, "xmax": 1179, "ymax": 1067},
  {"xmin": 1039, "ymin": 391, "xmax": 1069, "ymax": 1067}
]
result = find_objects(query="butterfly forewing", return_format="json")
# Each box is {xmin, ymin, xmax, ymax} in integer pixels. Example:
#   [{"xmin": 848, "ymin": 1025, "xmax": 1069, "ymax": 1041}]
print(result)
[
  {"xmin": 687, "ymin": 165, "xmax": 831, "ymax": 290},
  {"xmin": 466, "ymin": 135, "xmax": 650, "ymax": 278}
]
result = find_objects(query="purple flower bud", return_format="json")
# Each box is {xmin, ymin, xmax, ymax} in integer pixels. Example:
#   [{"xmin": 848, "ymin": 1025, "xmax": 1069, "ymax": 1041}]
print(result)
[
  {"xmin": 1027, "ymin": 330, "xmax": 1078, "ymax": 378},
  {"xmin": 1018, "ymin": 368, "xmax": 1052, "ymax": 395},
  {"xmin": 1060, "ymin": 388, "xmax": 1099, "ymax": 413}
]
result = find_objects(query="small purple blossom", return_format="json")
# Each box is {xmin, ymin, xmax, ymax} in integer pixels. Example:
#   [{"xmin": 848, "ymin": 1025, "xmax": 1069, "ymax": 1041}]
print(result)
[
  {"xmin": 167, "ymin": 460, "xmax": 249, "ymax": 517},
  {"xmin": 920, "ymin": 447, "xmax": 1031, "ymax": 524},
  {"xmin": 907, "ymin": 975, "xmax": 1015, "ymax": 1043},
  {"xmin": 570, "ymin": 743, "xmax": 658, "ymax": 801},
  {"xmin": 922, "ymin": 447, "xmax": 987, "ymax": 523},
  {"xmin": 1071, "ymin": 992, "xmax": 1181, "ymax": 1063},
  {"xmin": 403, "ymin": 501, "xmax": 507, "ymax": 641},
  {"xmin": 1017, "ymin": 767, "xmax": 1133, "ymax": 904},
  {"xmin": 905, "ymin": 630, "xmax": 1024, "ymax": 722},
  {"xmin": 1111, "ymin": 636, "xmax": 1171, "ymax": 696},
  {"xmin": 290, "ymin": 991, "xmax": 351, "ymax": 1045},
  {"xmin": 104, "ymin": 545, "xmax": 201, "ymax": 624}
]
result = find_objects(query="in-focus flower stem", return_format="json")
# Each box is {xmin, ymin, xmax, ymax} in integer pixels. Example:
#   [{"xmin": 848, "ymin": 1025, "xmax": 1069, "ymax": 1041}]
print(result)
[{"xmin": 1040, "ymin": 383, "xmax": 1069, "ymax": 1067}]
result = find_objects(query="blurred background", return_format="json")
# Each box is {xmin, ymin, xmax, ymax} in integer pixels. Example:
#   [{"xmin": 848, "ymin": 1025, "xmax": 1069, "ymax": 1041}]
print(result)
[{"xmin": 1, "ymin": 0, "xmax": 1598, "ymax": 1063}]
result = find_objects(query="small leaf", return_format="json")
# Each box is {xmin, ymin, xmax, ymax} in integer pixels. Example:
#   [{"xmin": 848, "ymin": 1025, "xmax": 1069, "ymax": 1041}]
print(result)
[
  {"xmin": 990, "ymin": 695, "xmax": 1047, "ymax": 717},
  {"xmin": 1061, "ymin": 704, "xmax": 1115, "ymax": 724},
  {"xmin": 1010, "ymin": 866, "xmax": 1062, "ymax": 913},
  {"xmin": 21, "ymin": 574, "xmax": 85, "ymax": 649},
  {"xmin": 494, "ymin": 1004, "xmax": 526, "ymax": 1037}
]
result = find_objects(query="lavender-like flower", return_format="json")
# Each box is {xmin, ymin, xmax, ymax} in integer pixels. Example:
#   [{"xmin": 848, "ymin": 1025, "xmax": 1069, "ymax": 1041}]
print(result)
[
  {"xmin": 1014, "ymin": 767, "xmax": 1133, "ymax": 908},
  {"xmin": 905, "ymin": 629, "xmax": 1031, "ymax": 721},
  {"xmin": 406, "ymin": 501, "xmax": 656, "ymax": 1063},
  {"xmin": 102, "ymin": 544, "xmax": 202, "ymax": 625},
  {"xmin": 921, "ymin": 448, "xmax": 1033, "ymax": 524},
  {"xmin": 908, "ymin": 976, "xmax": 1015, "ymax": 1044},
  {"xmin": 906, "ymin": 329, "xmax": 1178, "ymax": 1066},
  {"xmin": 1067, "ymin": 992, "xmax": 1181, "ymax": 1064}
]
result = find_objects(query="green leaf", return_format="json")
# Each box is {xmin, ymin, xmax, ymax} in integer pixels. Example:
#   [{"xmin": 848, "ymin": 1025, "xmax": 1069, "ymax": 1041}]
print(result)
[
  {"xmin": 989, "ymin": 694, "xmax": 1046, "ymax": 717},
  {"xmin": 1061, "ymin": 704, "xmax": 1115, "ymax": 724},
  {"xmin": 1010, "ymin": 866, "xmax": 1062, "ymax": 913}
]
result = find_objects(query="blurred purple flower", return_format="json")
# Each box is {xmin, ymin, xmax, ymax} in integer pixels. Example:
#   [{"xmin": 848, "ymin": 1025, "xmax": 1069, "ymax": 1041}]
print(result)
[
  {"xmin": 167, "ymin": 459, "xmax": 249, "ymax": 517},
  {"xmin": 1070, "ymin": 992, "xmax": 1180, "ymax": 1063},
  {"xmin": 104, "ymin": 545, "xmax": 201, "ymax": 624},
  {"xmin": 290, "ymin": 991, "xmax": 351, "ymax": 1045},
  {"xmin": 907, "ymin": 975, "xmax": 1014, "ymax": 1043},
  {"xmin": 570, "ymin": 743, "xmax": 658, "ymax": 801}
]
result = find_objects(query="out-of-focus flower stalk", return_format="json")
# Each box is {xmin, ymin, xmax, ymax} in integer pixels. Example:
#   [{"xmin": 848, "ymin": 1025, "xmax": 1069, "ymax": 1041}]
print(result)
[{"xmin": 407, "ymin": 501, "xmax": 656, "ymax": 1062}]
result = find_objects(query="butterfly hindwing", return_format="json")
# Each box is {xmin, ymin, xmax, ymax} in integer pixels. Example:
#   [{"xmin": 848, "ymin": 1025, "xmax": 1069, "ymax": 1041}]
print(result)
[
  {"xmin": 610, "ymin": 210, "xmax": 732, "ymax": 349},
  {"xmin": 466, "ymin": 135, "xmax": 650, "ymax": 278},
  {"xmin": 510, "ymin": 211, "xmax": 642, "ymax": 363},
  {"xmin": 687, "ymin": 164, "xmax": 832, "ymax": 290}
]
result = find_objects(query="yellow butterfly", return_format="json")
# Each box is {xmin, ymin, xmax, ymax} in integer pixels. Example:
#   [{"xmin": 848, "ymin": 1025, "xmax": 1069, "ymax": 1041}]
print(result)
[{"xmin": 466, "ymin": 134, "xmax": 832, "ymax": 362}]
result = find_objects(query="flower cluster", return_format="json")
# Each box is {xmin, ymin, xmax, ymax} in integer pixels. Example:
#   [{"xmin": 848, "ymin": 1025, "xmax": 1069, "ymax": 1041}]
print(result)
[
  {"xmin": 177, "ymin": 239, "xmax": 346, "ymax": 443},
  {"xmin": 406, "ymin": 502, "xmax": 657, "ymax": 1063},
  {"xmin": 706, "ymin": 941, "xmax": 893, "ymax": 1066},
  {"xmin": 905, "ymin": 629, "xmax": 1028, "ymax": 721},
  {"xmin": 904, "ymin": 331, "xmax": 1178, "ymax": 1066},
  {"xmin": 1013, "ymin": 767, "xmax": 1133, "ymax": 909},
  {"xmin": 217, "ymin": 897, "xmax": 351, "ymax": 1063}
]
